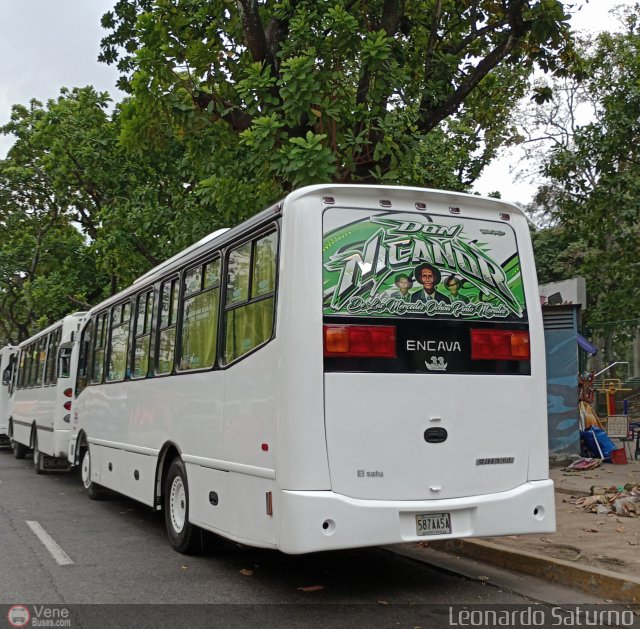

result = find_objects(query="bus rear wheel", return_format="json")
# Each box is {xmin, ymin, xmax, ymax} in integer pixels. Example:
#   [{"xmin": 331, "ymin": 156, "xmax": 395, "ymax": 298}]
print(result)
[
  {"xmin": 13, "ymin": 440, "xmax": 28, "ymax": 460},
  {"xmin": 33, "ymin": 434, "xmax": 45, "ymax": 475},
  {"xmin": 81, "ymin": 447, "xmax": 107, "ymax": 500},
  {"xmin": 164, "ymin": 458, "xmax": 201, "ymax": 554}
]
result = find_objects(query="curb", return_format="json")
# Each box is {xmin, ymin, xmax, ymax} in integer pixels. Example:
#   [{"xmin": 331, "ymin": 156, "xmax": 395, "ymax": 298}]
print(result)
[
  {"xmin": 555, "ymin": 486, "xmax": 589, "ymax": 497},
  {"xmin": 429, "ymin": 539, "xmax": 640, "ymax": 604}
]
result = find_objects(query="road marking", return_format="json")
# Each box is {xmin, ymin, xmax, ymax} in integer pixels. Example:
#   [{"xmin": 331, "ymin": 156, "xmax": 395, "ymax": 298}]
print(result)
[{"xmin": 25, "ymin": 520, "xmax": 74, "ymax": 565}]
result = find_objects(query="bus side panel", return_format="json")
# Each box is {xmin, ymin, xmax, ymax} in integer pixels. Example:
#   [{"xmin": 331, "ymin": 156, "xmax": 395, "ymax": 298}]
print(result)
[
  {"xmin": 228, "ymin": 473, "xmax": 277, "ymax": 545},
  {"xmin": 223, "ymin": 341, "xmax": 278, "ymax": 474},
  {"xmin": 160, "ymin": 371, "xmax": 225, "ymax": 461},
  {"xmin": 98, "ymin": 445, "xmax": 123, "ymax": 490},
  {"xmin": 12, "ymin": 386, "xmax": 53, "ymax": 450},
  {"xmin": 186, "ymin": 464, "xmax": 230, "ymax": 533},
  {"xmin": 121, "ymin": 450, "xmax": 156, "ymax": 504},
  {"xmin": 513, "ymin": 212, "xmax": 550, "ymax": 482},
  {"xmin": 274, "ymin": 194, "xmax": 331, "ymax": 490}
]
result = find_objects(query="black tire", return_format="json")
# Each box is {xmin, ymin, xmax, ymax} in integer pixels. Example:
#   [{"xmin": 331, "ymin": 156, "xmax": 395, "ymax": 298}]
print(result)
[
  {"xmin": 13, "ymin": 440, "xmax": 29, "ymax": 460},
  {"xmin": 80, "ymin": 447, "xmax": 108, "ymax": 500},
  {"xmin": 164, "ymin": 458, "xmax": 201, "ymax": 554},
  {"xmin": 33, "ymin": 433, "xmax": 45, "ymax": 475}
]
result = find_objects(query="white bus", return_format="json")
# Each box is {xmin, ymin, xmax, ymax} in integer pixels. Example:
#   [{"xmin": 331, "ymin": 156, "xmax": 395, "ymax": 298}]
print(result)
[
  {"xmin": 0, "ymin": 344, "xmax": 18, "ymax": 446},
  {"xmin": 11, "ymin": 312, "xmax": 86, "ymax": 472},
  {"xmin": 71, "ymin": 184, "xmax": 555, "ymax": 554}
]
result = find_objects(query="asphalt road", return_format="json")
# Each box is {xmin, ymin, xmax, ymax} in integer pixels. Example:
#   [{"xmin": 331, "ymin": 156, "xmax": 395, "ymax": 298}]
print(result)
[{"xmin": 0, "ymin": 448, "xmax": 623, "ymax": 628}]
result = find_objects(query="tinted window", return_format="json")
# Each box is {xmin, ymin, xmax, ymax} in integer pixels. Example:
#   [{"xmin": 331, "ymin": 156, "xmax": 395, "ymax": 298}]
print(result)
[{"xmin": 224, "ymin": 231, "xmax": 277, "ymax": 364}]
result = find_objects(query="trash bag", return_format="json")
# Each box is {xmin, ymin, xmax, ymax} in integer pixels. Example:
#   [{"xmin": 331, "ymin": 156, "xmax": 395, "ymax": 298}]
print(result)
[{"xmin": 580, "ymin": 427, "xmax": 616, "ymax": 460}]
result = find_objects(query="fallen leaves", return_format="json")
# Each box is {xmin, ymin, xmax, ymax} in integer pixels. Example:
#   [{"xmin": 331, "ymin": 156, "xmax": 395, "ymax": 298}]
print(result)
[
  {"xmin": 239, "ymin": 568, "xmax": 253, "ymax": 577},
  {"xmin": 297, "ymin": 585, "xmax": 325, "ymax": 592},
  {"xmin": 571, "ymin": 485, "xmax": 640, "ymax": 517}
]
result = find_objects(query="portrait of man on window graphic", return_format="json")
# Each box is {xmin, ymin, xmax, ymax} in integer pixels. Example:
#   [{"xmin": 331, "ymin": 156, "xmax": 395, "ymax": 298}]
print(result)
[
  {"xmin": 388, "ymin": 273, "xmax": 413, "ymax": 302},
  {"xmin": 444, "ymin": 275, "xmax": 469, "ymax": 303},
  {"xmin": 411, "ymin": 263, "xmax": 451, "ymax": 304}
]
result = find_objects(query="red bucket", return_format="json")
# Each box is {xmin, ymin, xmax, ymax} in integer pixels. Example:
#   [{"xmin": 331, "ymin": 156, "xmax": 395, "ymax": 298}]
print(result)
[{"xmin": 611, "ymin": 448, "xmax": 627, "ymax": 465}]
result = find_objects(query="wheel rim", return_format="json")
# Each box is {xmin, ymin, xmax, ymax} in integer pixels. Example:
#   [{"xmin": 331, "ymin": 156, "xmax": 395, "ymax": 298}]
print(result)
[
  {"xmin": 169, "ymin": 475, "xmax": 186, "ymax": 534},
  {"xmin": 81, "ymin": 450, "xmax": 91, "ymax": 489}
]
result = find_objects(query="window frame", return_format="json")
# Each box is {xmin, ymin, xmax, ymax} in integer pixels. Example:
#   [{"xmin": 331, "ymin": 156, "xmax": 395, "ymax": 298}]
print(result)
[
  {"xmin": 76, "ymin": 317, "xmax": 95, "ymax": 396},
  {"xmin": 176, "ymin": 254, "xmax": 222, "ymax": 374},
  {"xmin": 105, "ymin": 299, "xmax": 133, "ymax": 383},
  {"xmin": 130, "ymin": 288, "xmax": 155, "ymax": 380},
  {"xmin": 154, "ymin": 275, "xmax": 180, "ymax": 377},
  {"xmin": 17, "ymin": 349, "xmax": 25, "ymax": 389},
  {"xmin": 28, "ymin": 342, "xmax": 38, "ymax": 387},
  {"xmin": 221, "ymin": 226, "xmax": 279, "ymax": 367},
  {"xmin": 44, "ymin": 327, "xmax": 62, "ymax": 386},
  {"xmin": 90, "ymin": 310, "xmax": 109, "ymax": 385}
]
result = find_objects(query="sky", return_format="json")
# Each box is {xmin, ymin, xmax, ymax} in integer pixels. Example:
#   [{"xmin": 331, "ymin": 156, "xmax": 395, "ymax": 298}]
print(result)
[{"xmin": 0, "ymin": 0, "xmax": 636, "ymax": 202}]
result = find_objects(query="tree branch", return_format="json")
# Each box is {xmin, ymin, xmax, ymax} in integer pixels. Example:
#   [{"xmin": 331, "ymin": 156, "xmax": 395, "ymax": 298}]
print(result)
[{"xmin": 235, "ymin": 0, "xmax": 275, "ymax": 68}]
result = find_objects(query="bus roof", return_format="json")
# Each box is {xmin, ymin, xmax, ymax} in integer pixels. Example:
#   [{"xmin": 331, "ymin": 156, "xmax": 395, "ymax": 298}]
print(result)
[{"xmin": 17, "ymin": 312, "xmax": 87, "ymax": 348}]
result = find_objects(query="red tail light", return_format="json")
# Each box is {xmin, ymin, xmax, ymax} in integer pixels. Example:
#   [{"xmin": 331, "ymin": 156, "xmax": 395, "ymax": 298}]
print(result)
[
  {"xmin": 64, "ymin": 401, "xmax": 72, "ymax": 411},
  {"xmin": 471, "ymin": 329, "xmax": 530, "ymax": 360},
  {"xmin": 324, "ymin": 325, "xmax": 396, "ymax": 358},
  {"xmin": 64, "ymin": 388, "xmax": 73, "ymax": 398}
]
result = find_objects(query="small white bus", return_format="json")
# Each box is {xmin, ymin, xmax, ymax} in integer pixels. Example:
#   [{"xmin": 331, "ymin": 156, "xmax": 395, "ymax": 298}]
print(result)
[
  {"xmin": 72, "ymin": 184, "xmax": 555, "ymax": 554},
  {"xmin": 11, "ymin": 312, "xmax": 86, "ymax": 472},
  {"xmin": 0, "ymin": 344, "xmax": 18, "ymax": 446}
]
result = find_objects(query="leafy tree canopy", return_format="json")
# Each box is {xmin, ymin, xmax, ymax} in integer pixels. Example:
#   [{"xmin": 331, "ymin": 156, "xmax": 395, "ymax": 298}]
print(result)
[
  {"xmin": 99, "ymin": 0, "xmax": 576, "ymax": 214},
  {"xmin": 0, "ymin": 2, "xmax": 581, "ymax": 340}
]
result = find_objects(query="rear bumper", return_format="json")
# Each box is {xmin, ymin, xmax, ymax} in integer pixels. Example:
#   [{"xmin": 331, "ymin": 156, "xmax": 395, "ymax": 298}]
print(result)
[{"xmin": 278, "ymin": 479, "xmax": 555, "ymax": 554}]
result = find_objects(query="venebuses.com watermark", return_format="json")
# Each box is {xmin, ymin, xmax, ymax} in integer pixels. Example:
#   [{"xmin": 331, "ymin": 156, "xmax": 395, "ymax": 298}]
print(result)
[{"xmin": 7, "ymin": 605, "xmax": 71, "ymax": 628}]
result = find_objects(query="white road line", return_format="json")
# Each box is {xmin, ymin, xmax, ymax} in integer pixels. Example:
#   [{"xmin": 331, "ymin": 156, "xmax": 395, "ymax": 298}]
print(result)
[{"xmin": 25, "ymin": 520, "xmax": 74, "ymax": 566}]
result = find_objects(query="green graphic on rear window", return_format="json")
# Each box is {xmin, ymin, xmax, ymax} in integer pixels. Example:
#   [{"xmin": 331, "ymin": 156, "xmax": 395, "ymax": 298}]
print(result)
[{"xmin": 323, "ymin": 212, "xmax": 526, "ymax": 320}]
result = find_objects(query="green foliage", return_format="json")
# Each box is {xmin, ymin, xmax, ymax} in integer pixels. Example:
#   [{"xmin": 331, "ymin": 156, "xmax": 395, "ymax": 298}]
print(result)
[
  {"xmin": 99, "ymin": 0, "xmax": 574, "ymax": 194},
  {"xmin": 0, "ymin": 1, "xmax": 578, "ymax": 340},
  {"xmin": 529, "ymin": 8, "xmax": 640, "ymax": 347}
]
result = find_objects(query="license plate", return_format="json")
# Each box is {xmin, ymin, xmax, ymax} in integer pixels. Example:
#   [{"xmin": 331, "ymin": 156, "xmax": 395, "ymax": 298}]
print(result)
[
  {"xmin": 43, "ymin": 457, "xmax": 69, "ymax": 470},
  {"xmin": 416, "ymin": 512, "xmax": 451, "ymax": 536}
]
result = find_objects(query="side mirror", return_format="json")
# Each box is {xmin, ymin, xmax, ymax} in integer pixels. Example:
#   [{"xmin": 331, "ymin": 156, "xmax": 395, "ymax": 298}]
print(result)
[
  {"xmin": 58, "ymin": 347, "xmax": 72, "ymax": 379},
  {"xmin": 1, "ymin": 366, "xmax": 11, "ymax": 386}
]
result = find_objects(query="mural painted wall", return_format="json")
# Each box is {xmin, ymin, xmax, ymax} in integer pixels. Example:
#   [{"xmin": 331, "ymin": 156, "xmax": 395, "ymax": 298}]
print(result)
[{"xmin": 544, "ymin": 307, "xmax": 580, "ymax": 457}]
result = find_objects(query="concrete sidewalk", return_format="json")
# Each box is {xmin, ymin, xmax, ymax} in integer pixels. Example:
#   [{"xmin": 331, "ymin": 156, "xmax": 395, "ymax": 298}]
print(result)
[{"xmin": 420, "ymin": 455, "xmax": 640, "ymax": 603}]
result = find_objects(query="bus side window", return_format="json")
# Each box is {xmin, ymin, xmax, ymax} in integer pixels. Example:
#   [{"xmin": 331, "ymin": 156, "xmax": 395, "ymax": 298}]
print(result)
[
  {"xmin": 132, "ymin": 290, "xmax": 154, "ymax": 378},
  {"xmin": 4, "ymin": 354, "xmax": 16, "ymax": 393},
  {"xmin": 35, "ymin": 336, "xmax": 47, "ymax": 387},
  {"xmin": 45, "ymin": 328, "xmax": 61, "ymax": 385},
  {"xmin": 179, "ymin": 258, "xmax": 220, "ymax": 371},
  {"xmin": 224, "ymin": 231, "xmax": 277, "ymax": 364},
  {"xmin": 28, "ymin": 343, "xmax": 37, "ymax": 387},
  {"xmin": 91, "ymin": 313, "xmax": 107, "ymax": 384},
  {"xmin": 157, "ymin": 278, "xmax": 179, "ymax": 375},
  {"xmin": 58, "ymin": 346, "xmax": 72, "ymax": 379},
  {"xmin": 77, "ymin": 319, "xmax": 94, "ymax": 396},
  {"xmin": 107, "ymin": 302, "xmax": 131, "ymax": 382},
  {"xmin": 17, "ymin": 351, "xmax": 26, "ymax": 389}
]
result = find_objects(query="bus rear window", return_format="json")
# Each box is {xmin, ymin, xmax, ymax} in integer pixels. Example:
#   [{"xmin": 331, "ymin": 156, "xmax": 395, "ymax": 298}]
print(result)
[{"xmin": 322, "ymin": 209, "xmax": 527, "ymax": 323}]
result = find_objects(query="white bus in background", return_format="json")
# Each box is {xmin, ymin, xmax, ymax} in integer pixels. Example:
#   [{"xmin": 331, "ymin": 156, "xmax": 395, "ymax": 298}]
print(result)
[
  {"xmin": 11, "ymin": 312, "xmax": 86, "ymax": 472},
  {"xmin": 72, "ymin": 184, "xmax": 555, "ymax": 555},
  {"xmin": 0, "ymin": 344, "xmax": 18, "ymax": 447}
]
